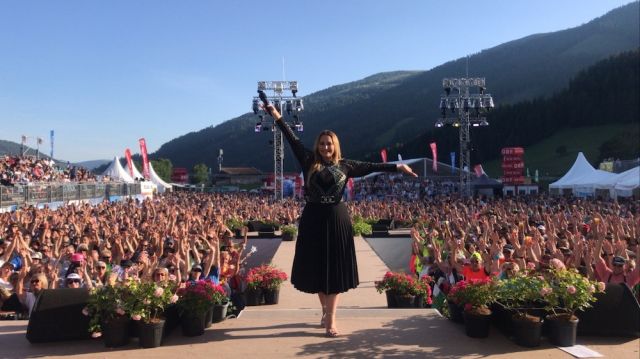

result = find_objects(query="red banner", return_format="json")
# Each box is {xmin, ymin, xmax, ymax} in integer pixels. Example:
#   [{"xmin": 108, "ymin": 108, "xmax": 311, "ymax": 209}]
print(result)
[
  {"xmin": 138, "ymin": 138, "xmax": 150, "ymax": 179},
  {"xmin": 124, "ymin": 148, "xmax": 134, "ymax": 177},
  {"xmin": 501, "ymin": 147, "xmax": 524, "ymax": 156},
  {"xmin": 380, "ymin": 148, "xmax": 387, "ymax": 163},
  {"xmin": 474, "ymin": 164, "xmax": 484, "ymax": 177},
  {"xmin": 346, "ymin": 178, "xmax": 354, "ymax": 200},
  {"xmin": 502, "ymin": 176, "xmax": 526, "ymax": 184},
  {"xmin": 430, "ymin": 142, "xmax": 438, "ymax": 172},
  {"xmin": 501, "ymin": 162, "xmax": 525, "ymax": 170}
]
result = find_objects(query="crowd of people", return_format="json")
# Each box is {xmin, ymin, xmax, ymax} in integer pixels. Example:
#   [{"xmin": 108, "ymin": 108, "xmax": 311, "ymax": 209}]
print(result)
[
  {"xmin": 0, "ymin": 187, "xmax": 639, "ymax": 319},
  {"xmin": 352, "ymin": 173, "xmax": 459, "ymax": 201},
  {"xmin": 1, "ymin": 155, "xmax": 96, "ymax": 186},
  {"xmin": 0, "ymin": 192, "xmax": 300, "ymax": 318}
]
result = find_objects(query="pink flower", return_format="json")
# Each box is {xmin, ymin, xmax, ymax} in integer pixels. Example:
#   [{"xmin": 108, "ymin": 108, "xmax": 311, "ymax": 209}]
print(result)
[
  {"xmin": 82, "ymin": 307, "xmax": 90, "ymax": 316},
  {"xmin": 132, "ymin": 314, "xmax": 142, "ymax": 321},
  {"xmin": 566, "ymin": 285, "xmax": 576, "ymax": 294},
  {"xmin": 170, "ymin": 294, "xmax": 179, "ymax": 303},
  {"xmin": 539, "ymin": 287, "xmax": 552, "ymax": 296},
  {"xmin": 154, "ymin": 287, "xmax": 164, "ymax": 297},
  {"xmin": 116, "ymin": 307, "xmax": 125, "ymax": 316},
  {"xmin": 526, "ymin": 262, "xmax": 536, "ymax": 270},
  {"xmin": 91, "ymin": 332, "xmax": 102, "ymax": 338},
  {"xmin": 464, "ymin": 303, "xmax": 473, "ymax": 312},
  {"xmin": 597, "ymin": 282, "xmax": 606, "ymax": 292}
]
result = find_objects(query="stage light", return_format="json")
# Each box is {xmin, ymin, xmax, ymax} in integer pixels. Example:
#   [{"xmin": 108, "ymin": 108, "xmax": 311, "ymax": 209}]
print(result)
[
  {"xmin": 295, "ymin": 122, "xmax": 304, "ymax": 132},
  {"xmin": 286, "ymin": 100, "xmax": 293, "ymax": 114},
  {"xmin": 295, "ymin": 99, "xmax": 304, "ymax": 112},
  {"xmin": 439, "ymin": 98, "xmax": 447, "ymax": 110},
  {"xmin": 252, "ymin": 99, "xmax": 260, "ymax": 114},
  {"xmin": 480, "ymin": 119, "xmax": 489, "ymax": 126},
  {"xmin": 258, "ymin": 81, "xmax": 267, "ymax": 91},
  {"xmin": 483, "ymin": 96, "xmax": 494, "ymax": 109},
  {"xmin": 479, "ymin": 86, "xmax": 485, "ymax": 95},
  {"xmin": 453, "ymin": 120, "xmax": 460, "ymax": 127},
  {"xmin": 435, "ymin": 120, "xmax": 444, "ymax": 128},
  {"xmin": 255, "ymin": 122, "xmax": 262, "ymax": 132},
  {"xmin": 449, "ymin": 99, "xmax": 459, "ymax": 113},
  {"xmin": 290, "ymin": 81, "xmax": 298, "ymax": 97},
  {"xmin": 472, "ymin": 122, "xmax": 480, "ymax": 127}
]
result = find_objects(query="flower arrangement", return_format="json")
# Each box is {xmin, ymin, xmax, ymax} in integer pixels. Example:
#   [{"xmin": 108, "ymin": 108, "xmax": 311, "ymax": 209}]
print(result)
[
  {"xmin": 447, "ymin": 278, "xmax": 497, "ymax": 315},
  {"xmin": 207, "ymin": 282, "xmax": 229, "ymax": 305},
  {"xmin": 128, "ymin": 281, "xmax": 178, "ymax": 323},
  {"xmin": 245, "ymin": 264, "xmax": 288, "ymax": 290},
  {"xmin": 176, "ymin": 280, "xmax": 216, "ymax": 315},
  {"xmin": 495, "ymin": 273, "xmax": 548, "ymax": 319},
  {"xmin": 375, "ymin": 271, "xmax": 420, "ymax": 297},
  {"xmin": 352, "ymin": 215, "xmax": 373, "ymax": 236},
  {"xmin": 416, "ymin": 275, "xmax": 434, "ymax": 306},
  {"xmin": 84, "ymin": 284, "xmax": 131, "ymax": 336},
  {"xmin": 543, "ymin": 268, "xmax": 605, "ymax": 319}
]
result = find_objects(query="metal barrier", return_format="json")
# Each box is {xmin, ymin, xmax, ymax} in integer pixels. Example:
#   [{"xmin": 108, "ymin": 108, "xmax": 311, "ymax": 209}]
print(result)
[{"xmin": 0, "ymin": 182, "xmax": 141, "ymax": 208}]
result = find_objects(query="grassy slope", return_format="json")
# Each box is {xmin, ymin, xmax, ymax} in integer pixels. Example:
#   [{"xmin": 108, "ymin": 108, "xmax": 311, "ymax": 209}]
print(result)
[{"xmin": 482, "ymin": 124, "xmax": 638, "ymax": 179}]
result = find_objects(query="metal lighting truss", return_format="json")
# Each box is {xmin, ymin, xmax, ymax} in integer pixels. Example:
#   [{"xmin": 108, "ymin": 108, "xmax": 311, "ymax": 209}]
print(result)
[
  {"xmin": 252, "ymin": 81, "xmax": 304, "ymax": 201},
  {"xmin": 435, "ymin": 77, "xmax": 494, "ymax": 196}
]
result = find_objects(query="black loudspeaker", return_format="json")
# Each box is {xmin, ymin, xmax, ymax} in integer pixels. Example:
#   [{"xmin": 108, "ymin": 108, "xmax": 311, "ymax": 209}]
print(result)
[
  {"xmin": 377, "ymin": 219, "xmax": 395, "ymax": 230},
  {"xmin": 26, "ymin": 288, "xmax": 91, "ymax": 343},
  {"xmin": 248, "ymin": 221, "xmax": 263, "ymax": 232},
  {"xmin": 577, "ymin": 283, "xmax": 640, "ymax": 337}
]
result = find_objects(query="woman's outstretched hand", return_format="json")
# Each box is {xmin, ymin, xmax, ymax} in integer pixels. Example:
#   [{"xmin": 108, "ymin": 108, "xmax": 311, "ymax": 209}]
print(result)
[
  {"xmin": 397, "ymin": 164, "xmax": 418, "ymax": 177},
  {"xmin": 264, "ymin": 104, "xmax": 282, "ymax": 121}
]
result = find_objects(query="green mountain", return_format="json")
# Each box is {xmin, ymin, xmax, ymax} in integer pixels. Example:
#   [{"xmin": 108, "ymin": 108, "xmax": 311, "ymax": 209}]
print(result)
[{"xmin": 152, "ymin": 2, "xmax": 640, "ymax": 171}]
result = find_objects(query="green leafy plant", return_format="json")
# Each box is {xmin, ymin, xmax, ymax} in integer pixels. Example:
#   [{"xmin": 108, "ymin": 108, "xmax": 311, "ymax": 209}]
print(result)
[
  {"xmin": 352, "ymin": 215, "xmax": 372, "ymax": 236},
  {"xmin": 374, "ymin": 271, "xmax": 422, "ymax": 297},
  {"xmin": 176, "ymin": 280, "xmax": 216, "ymax": 315},
  {"xmin": 128, "ymin": 281, "xmax": 178, "ymax": 323},
  {"xmin": 226, "ymin": 217, "xmax": 245, "ymax": 231},
  {"xmin": 544, "ymin": 268, "xmax": 605, "ymax": 319},
  {"xmin": 496, "ymin": 273, "xmax": 548, "ymax": 319},
  {"xmin": 83, "ymin": 284, "xmax": 132, "ymax": 336},
  {"xmin": 244, "ymin": 264, "xmax": 288, "ymax": 290},
  {"xmin": 281, "ymin": 225, "xmax": 298, "ymax": 236},
  {"xmin": 447, "ymin": 278, "xmax": 497, "ymax": 315}
]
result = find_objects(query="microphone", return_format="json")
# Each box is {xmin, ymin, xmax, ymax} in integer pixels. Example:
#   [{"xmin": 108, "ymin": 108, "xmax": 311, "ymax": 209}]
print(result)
[{"xmin": 258, "ymin": 90, "xmax": 270, "ymax": 107}]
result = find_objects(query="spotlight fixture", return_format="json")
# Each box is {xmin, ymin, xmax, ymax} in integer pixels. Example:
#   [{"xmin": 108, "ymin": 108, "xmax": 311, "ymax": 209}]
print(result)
[
  {"xmin": 435, "ymin": 120, "xmax": 444, "ymax": 128},
  {"xmin": 286, "ymin": 100, "xmax": 293, "ymax": 114},
  {"xmin": 255, "ymin": 122, "xmax": 262, "ymax": 132},
  {"xmin": 452, "ymin": 120, "xmax": 460, "ymax": 127},
  {"xmin": 295, "ymin": 99, "xmax": 304, "ymax": 112},
  {"xmin": 252, "ymin": 99, "xmax": 260, "ymax": 114}
]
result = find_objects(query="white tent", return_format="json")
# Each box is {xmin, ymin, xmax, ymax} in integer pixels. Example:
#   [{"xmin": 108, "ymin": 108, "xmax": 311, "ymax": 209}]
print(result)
[
  {"xmin": 101, "ymin": 156, "xmax": 134, "ymax": 183},
  {"xmin": 149, "ymin": 162, "xmax": 172, "ymax": 193},
  {"xmin": 550, "ymin": 153, "xmax": 597, "ymax": 190},
  {"xmin": 613, "ymin": 166, "xmax": 640, "ymax": 197},
  {"xmin": 124, "ymin": 162, "xmax": 145, "ymax": 181}
]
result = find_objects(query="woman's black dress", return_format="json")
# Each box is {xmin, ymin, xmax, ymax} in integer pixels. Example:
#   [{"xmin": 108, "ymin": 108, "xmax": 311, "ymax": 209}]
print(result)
[{"xmin": 276, "ymin": 120, "xmax": 397, "ymax": 294}]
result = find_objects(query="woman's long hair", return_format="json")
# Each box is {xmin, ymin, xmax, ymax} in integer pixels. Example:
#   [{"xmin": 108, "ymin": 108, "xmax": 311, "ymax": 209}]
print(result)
[{"xmin": 308, "ymin": 130, "xmax": 342, "ymax": 182}]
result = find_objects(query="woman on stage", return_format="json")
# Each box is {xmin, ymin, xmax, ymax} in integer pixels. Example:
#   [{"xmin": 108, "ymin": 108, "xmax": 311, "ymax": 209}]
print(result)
[{"xmin": 265, "ymin": 104, "xmax": 417, "ymax": 337}]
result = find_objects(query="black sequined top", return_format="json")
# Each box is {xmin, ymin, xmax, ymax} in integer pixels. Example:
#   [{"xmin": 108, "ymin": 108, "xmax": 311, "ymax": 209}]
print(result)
[{"xmin": 276, "ymin": 119, "xmax": 397, "ymax": 204}]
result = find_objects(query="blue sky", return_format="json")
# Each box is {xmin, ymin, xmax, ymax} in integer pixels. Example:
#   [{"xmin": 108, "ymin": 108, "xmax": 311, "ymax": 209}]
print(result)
[{"xmin": 0, "ymin": 0, "xmax": 635, "ymax": 162}]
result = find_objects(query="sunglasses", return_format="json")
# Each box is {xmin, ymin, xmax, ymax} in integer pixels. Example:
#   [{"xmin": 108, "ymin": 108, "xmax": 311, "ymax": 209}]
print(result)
[
  {"xmin": 154, "ymin": 272, "xmax": 167, "ymax": 277},
  {"xmin": 67, "ymin": 279, "xmax": 81, "ymax": 284},
  {"xmin": 613, "ymin": 263, "xmax": 624, "ymax": 267},
  {"xmin": 30, "ymin": 279, "xmax": 40, "ymax": 284},
  {"xmin": 97, "ymin": 266, "xmax": 106, "ymax": 269}
]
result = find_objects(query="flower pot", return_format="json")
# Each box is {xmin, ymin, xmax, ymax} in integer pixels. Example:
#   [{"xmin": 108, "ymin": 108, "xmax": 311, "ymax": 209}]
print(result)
[
  {"xmin": 413, "ymin": 295, "xmax": 429, "ymax": 308},
  {"xmin": 394, "ymin": 294, "xmax": 416, "ymax": 308},
  {"xmin": 129, "ymin": 319, "xmax": 140, "ymax": 338},
  {"xmin": 546, "ymin": 314, "xmax": 579, "ymax": 347},
  {"xmin": 212, "ymin": 302, "xmax": 229, "ymax": 323},
  {"xmin": 282, "ymin": 232, "xmax": 296, "ymax": 241},
  {"xmin": 102, "ymin": 315, "xmax": 130, "ymax": 348},
  {"xmin": 512, "ymin": 314, "xmax": 543, "ymax": 347},
  {"xmin": 463, "ymin": 310, "xmax": 492, "ymax": 338},
  {"xmin": 385, "ymin": 290, "xmax": 398, "ymax": 308},
  {"xmin": 447, "ymin": 301, "xmax": 464, "ymax": 324},
  {"xmin": 139, "ymin": 319, "xmax": 165, "ymax": 348},
  {"xmin": 204, "ymin": 307, "xmax": 214, "ymax": 329},
  {"xmin": 263, "ymin": 288, "xmax": 280, "ymax": 305},
  {"xmin": 244, "ymin": 287, "xmax": 263, "ymax": 306},
  {"xmin": 181, "ymin": 311, "xmax": 206, "ymax": 337}
]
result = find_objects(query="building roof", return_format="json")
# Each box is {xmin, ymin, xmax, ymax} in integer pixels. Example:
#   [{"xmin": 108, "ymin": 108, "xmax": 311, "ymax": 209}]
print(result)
[{"xmin": 220, "ymin": 167, "xmax": 263, "ymax": 175}]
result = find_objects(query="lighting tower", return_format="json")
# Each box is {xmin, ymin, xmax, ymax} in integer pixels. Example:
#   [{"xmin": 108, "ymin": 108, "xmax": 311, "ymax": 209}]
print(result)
[
  {"xmin": 252, "ymin": 81, "xmax": 304, "ymax": 201},
  {"xmin": 435, "ymin": 78, "xmax": 494, "ymax": 196}
]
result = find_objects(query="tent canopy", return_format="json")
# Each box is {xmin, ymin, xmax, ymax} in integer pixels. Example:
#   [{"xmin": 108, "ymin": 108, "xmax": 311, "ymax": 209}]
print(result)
[{"xmin": 101, "ymin": 156, "xmax": 134, "ymax": 183}]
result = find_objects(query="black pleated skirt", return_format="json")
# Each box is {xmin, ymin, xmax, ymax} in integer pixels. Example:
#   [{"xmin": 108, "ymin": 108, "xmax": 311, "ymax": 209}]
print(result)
[{"xmin": 291, "ymin": 202, "xmax": 359, "ymax": 294}]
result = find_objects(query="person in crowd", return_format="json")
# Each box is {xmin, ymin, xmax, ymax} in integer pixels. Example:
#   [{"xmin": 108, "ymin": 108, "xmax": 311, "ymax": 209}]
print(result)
[{"xmin": 265, "ymin": 102, "xmax": 417, "ymax": 337}]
